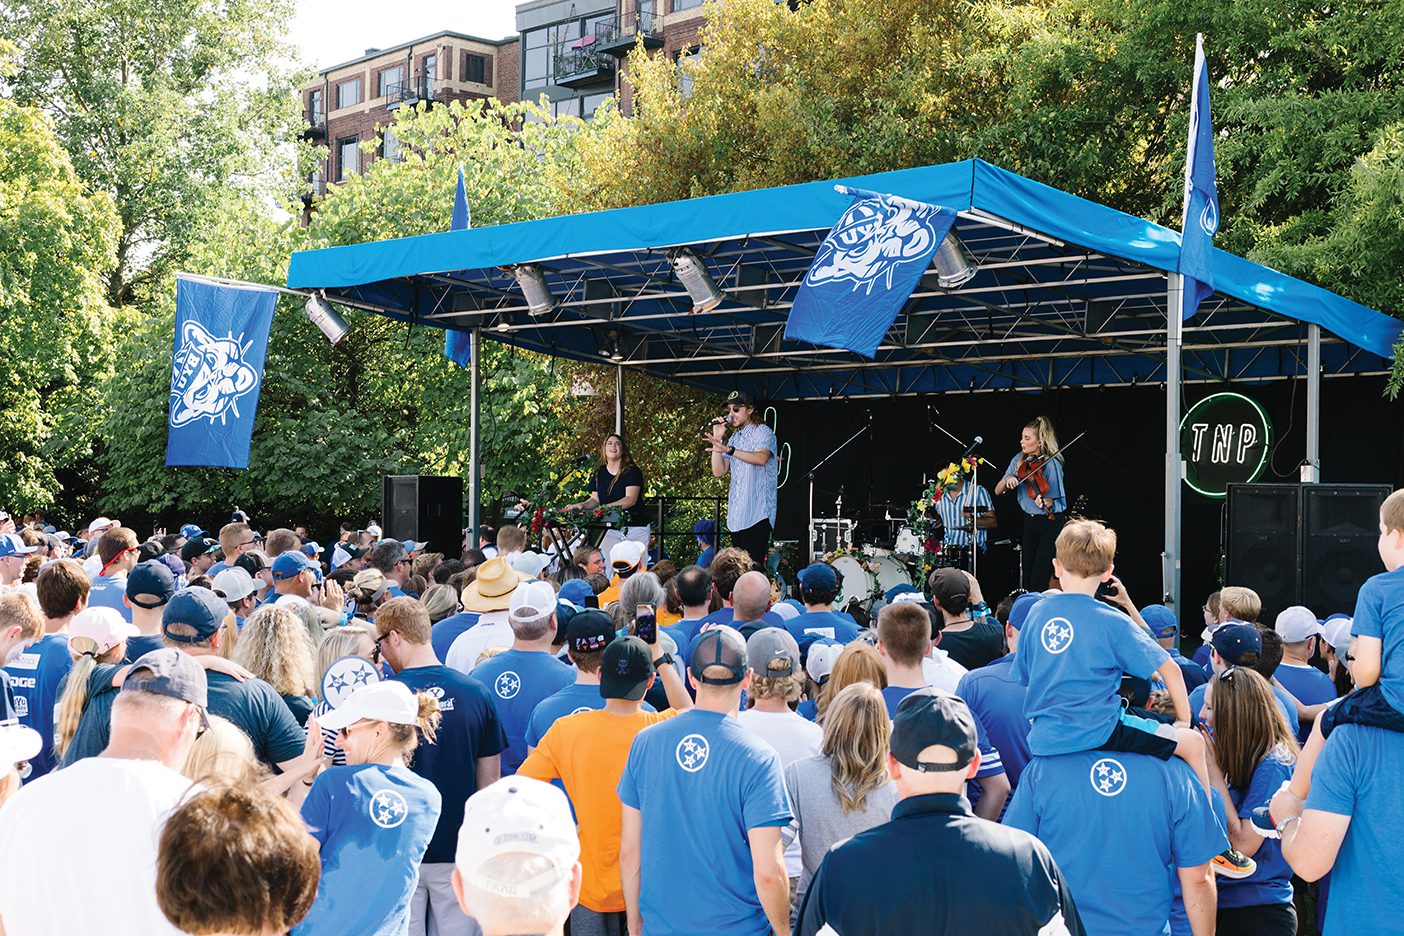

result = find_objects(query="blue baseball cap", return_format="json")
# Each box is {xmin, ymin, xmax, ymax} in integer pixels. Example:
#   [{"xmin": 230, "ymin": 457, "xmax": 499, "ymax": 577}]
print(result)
[
  {"xmin": 885, "ymin": 583, "xmax": 920, "ymax": 604},
  {"xmin": 0, "ymin": 534, "xmax": 37, "ymax": 559},
  {"xmin": 558, "ymin": 579, "xmax": 594, "ymax": 608},
  {"xmin": 161, "ymin": 587, "xmax": 229, "ymax": 643},
  {"xmin": 1139, "ymin": 604, "xmax": 1178, "ymax": 640},
  {"xmin": 271, "ymin": 550, "xmax": 316, "ymax": 581},
  {"xmin": 126, "ymin": 560, "xmax": 177, "ymax": 609},
  {"xmin": 693, "ymin": 519, "xmax": 718, "ymax": 539},
  {"xmin": 797, "ymin": 563, "xmax": 838, "ymax": 591},
  {"xmin": 179, "ymin": 524, "xmax": 206, "ymax": 540},
  {"xmin": 300, "ymin": 541, "xmax": 323, "ymax": 557},
  {"xmin": 1008, "ymin": 593, "xmax": 1042, "ymax": 632},
  {"xmin": 1211, "ymin": 622, "xmax": 1262, "ymax": 665}
]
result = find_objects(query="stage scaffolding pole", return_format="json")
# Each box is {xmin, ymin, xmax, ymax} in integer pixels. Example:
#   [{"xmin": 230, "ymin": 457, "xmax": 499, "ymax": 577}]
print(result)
[
  {"xmin": 1306, "ymin": 323, "xmax": 1322, "ymax": 482},
  {"xmin": 1166, "ymin": 275, "xmax": 1184, "ymax": 629},
  {"xmin": 615, "ymin": 364, "xmax": 625, "ymax": 435},
  {"xmin": 469, "ymin": 328, "xmax": 481, "ymax": 543}
]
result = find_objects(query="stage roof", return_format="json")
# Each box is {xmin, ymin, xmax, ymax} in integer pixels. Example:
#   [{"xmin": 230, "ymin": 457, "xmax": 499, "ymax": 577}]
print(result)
[{"xmin": 287, "ymin": 159, "xmax": 1402, "ymax": 399}]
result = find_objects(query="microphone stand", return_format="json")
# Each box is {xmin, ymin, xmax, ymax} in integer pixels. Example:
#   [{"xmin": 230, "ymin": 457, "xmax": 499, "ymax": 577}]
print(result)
[
  {"xmin": 806, "ymin": 421, "xmax": 870, "ymax": 564},
  {"xmin": 928, "ymin": 418, "xmax": 999, "ymax": 580}
]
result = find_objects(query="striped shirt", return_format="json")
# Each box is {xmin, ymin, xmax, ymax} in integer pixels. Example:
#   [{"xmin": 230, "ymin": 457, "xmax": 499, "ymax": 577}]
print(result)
[
  {"xmin": 935, "ymin": 481, "xmax": 992, "ymax": 551},
  {"xmin": 724, "ymin": 422, "xmax": 779, "ymax": 532}
]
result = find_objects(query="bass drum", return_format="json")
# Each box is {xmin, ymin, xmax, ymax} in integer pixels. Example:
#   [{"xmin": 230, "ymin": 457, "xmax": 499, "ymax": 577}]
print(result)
[
  {"xmin": 894, "ymin": 526, "xmax": 923, "ymax": 556},
  {"xmin": 870, "ymin": 554, "xmax": 913, "ymax": 599},
  {"xmin": 831, "ymin": 555, "xmax": 874, "ymax": 610}
]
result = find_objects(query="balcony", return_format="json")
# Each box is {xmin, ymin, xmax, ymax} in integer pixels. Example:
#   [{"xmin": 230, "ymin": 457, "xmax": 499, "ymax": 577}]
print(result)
[
  {"xmin": 595, "ymin": 11, "xmax": 664, "ymax": 57},
  {"xmin": 302, "ymin": 108, "xmax": 326, "ymax": 140},
  {"xmin": 553, "ymin": 43, "xmax": 616, "ymax": 88},
  {"xmin": 384, "ymin": 76, "xmax": 437, "ymax": 109}
]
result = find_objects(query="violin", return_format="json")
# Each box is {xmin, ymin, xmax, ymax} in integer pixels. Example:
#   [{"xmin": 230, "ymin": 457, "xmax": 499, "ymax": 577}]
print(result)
[{"xmin": 1016, "ymin": 454, "xmax": 1056, "ymax": 519}]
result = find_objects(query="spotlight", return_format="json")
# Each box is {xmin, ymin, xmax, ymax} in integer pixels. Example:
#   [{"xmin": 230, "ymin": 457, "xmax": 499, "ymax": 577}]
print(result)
[
  {"xmin": 303, "ymin": 293, "xmax": 351, "ymax": 346},
  {"xmin": 508, "ymin": 264, "xmax": 554, "ymax": 316},
  {"xmin": 931, "ymin": 233, "xmax": 978, "ymax": 289},
  {"xmin": 669, "ymin": 248, "xmax": 723, "ymax": 313}
]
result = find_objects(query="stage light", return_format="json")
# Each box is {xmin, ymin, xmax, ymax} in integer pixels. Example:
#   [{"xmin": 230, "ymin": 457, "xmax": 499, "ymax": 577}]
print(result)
[
  {"xmin": 303, "ymin": 293, "xmax": 351, "ymax": 346},
  {"xmin": 668, "ymin": 248, "xmax": 724, "ymax": 313},
  {"xmin": 509, "ymin": 264, "xmax": 554, "ymax": 316},
  {"xmin": 932, "ymin": 233, "xmax": 978, "ymax": 289}
]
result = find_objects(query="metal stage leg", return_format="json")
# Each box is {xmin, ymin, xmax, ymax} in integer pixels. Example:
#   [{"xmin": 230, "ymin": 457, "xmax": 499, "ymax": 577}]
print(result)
[
  {"xmin": 615, "ymin": 365, "xmax": 625, "ymax": 436},
  {"xmin": 1306, "ymin": 323, "xmax": 1321, "ymax": 482},
  {"xmin": 1165, "ymin": 275, "xmax": 1183, "ymax": 635},
  {"xmin": 469, "ymin": 328, "xmax": 481, "ymax": 545}
]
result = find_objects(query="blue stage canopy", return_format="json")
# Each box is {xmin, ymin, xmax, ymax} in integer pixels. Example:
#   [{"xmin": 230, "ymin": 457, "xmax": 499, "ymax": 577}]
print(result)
[{"xmin": 287, "ymin": 159, "xmax": 1401, "ymax": 399}]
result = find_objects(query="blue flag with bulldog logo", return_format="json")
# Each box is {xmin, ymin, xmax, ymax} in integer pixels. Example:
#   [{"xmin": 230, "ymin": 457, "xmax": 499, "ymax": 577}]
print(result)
[
  {"xmin": 166, "ymin": 276, "xmax": 277, "ymax": 468},
  {"xmin": 785, "ymin": 189, "xmax": 957, "ymax": 358}
]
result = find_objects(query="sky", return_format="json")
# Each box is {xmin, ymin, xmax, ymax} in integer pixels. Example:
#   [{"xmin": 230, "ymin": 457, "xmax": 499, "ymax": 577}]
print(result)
[{"xmin": 291, "ymin": 0, "xmax": 520, "ymax": 70}]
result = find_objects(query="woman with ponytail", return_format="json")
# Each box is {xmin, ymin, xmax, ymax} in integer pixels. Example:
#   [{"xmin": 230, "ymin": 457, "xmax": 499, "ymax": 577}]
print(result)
[
  {"xmin": 294, "ymin": 681, "xmax": 443, "ymax": 936},
  {"xmin": 346, "ymin": 568, "xmax": 391, "ymax": 621},
  {"xmin": 995, "ymin": 415, "xmax": 1069, "ymax": 590},
  {"xmin": 54, "ymin": 607, "xmax": 136, "ymax": 766}
]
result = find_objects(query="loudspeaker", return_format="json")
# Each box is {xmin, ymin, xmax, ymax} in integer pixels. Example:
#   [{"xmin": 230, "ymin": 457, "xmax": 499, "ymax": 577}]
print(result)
[
  {"xmin": 382, "ymin": 475, "xmax": 464, "ymax": 558},
  {"xmin": 1226, "ymin": 483, "xmax": 1390, "ymax": 618}
]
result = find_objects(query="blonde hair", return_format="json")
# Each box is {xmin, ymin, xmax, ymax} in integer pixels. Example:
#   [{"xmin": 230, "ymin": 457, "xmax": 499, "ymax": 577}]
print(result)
[
  {"xmin": 53, "ymin": 638, "xmax": 125, "ymax": 759},
  {"xmin": 420, "ymin": 583, "xmax": 458, "ymax": 623},
  {"xmin": 822, "ymin": 682, "xmax": 892, "ymax": 814},
  {"xmin": 233, "ymin": 606, "xmax": 318, "ymax": 698},
  {"xmin": 1382, "ymin": 489, "xmax": 1404, "ymax": 535},
  {"xmin": 183, "ymin": 715, "xmax": 264, "ymax": 786},
  {"xmin": 348, "ymin": 569, "xmax": 389, "ymax": 615},
  {"xmin": 318, "ymin": 624, "xmax": 373, "ymax": 682},
  {"xmin": 817, "ymin": 643, "xmax": 887, "ymax": 722},
  {"xmin": 385, "ymin": 692, "xmax": 443, "ymax": 763},
  {"xmin": 0, "ymin": 593, "xmax": 42, "ymax": 642},
  {"xmin": 1055, "ymin": 519, "xmax": 1117, "ymax": 578},
  {"xmin": 1025, "ymin": 416, "xmax": 1061, "ymax": 460},
  {"xmin": 496, "ymin": 525, "xmax": 528, "ymax": 554},
  {"xmin": 750, "ymin": 669, "xmax": 803, "ymax": 703},
  {"xmin": 1219, "ymin": 586, "xmax": 1262, "ymax": 624}
]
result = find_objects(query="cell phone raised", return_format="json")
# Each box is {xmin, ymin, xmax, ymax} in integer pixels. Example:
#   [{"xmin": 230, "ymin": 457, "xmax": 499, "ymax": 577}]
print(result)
[
  {"xmin": 635, "ymin": 603, "xmax": 657, "ymax": 644},
  {"xmin": 1094, "ymin": 579, "xmax": 1119, "ymax": 601}
]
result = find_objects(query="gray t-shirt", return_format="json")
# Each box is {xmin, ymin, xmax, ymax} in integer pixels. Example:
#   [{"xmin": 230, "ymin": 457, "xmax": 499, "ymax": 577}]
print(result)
[{"xmin": 782, "ymin": 754, "xmax": 897, "ymax": 907}]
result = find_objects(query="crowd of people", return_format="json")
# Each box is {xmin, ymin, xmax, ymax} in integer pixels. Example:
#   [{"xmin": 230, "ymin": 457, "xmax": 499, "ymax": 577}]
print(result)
[{"xmin": 0, "ymin": 488, "xmax": 1399, "ymax": 936}]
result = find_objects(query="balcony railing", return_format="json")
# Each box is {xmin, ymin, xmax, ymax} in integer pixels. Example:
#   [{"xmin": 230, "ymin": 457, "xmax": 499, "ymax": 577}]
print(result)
[
  {"xmin": 302, "ymin": 107, "xmax": 326, "ymax": 139},
  {"xmin": 595, "ymin": 11, "xmax": 664, "ymax": 55},
  {"xmin": 553, "ymin": 45, "xmax": 616, "ymax": 87},
  {"xmin": 384, "ymin": 76, "xmax": 437, "ymax": 108}
]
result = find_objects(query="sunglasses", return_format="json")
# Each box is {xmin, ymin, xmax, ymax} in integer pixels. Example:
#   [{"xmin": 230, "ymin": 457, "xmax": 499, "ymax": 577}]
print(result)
[
  {"xmin": 337, "ymin": 720, "xmax": 371, "ymax": 740},
  {"xmin": 726, "ymin": 405, "xmax": 745, "ymax": 412},
  {"xmin": 1220, "ymin": 665, "xmax": 1238, "ymax": 682},
  {"xmin": 371, "ymin": 633, "xmax": 388, "ymax": 663}
]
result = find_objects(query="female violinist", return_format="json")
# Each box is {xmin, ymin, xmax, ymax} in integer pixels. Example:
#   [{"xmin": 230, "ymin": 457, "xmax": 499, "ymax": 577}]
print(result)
[{"xmin": 993, "ymin": 416, "xmax": 1067, "ymax": 590}]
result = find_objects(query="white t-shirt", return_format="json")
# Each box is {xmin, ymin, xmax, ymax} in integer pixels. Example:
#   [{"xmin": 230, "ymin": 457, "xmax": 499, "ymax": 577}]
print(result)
[
  {"xmin": 445, "ymin": 611, "xmax": 514, "ymax": 673},
  {"xmin": 738, "ymin": 708, "xmax": 823, "ymax": 878},
  {"xmin": 0, "ymin": 757, "xmax": 195, "ymax": 936},
  {"xmin": 921, "ymin": 646, "xmax": 968, "ymax": 694}
]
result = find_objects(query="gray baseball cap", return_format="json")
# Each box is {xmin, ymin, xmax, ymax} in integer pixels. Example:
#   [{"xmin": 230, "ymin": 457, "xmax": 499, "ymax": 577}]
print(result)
[
  {"xmin": 745, "ymin": 627, "xmax": 800, "ymax": 678},
  {"xmin": 122, "ymin": 647, "xmax": 210, "ymax": 714}
]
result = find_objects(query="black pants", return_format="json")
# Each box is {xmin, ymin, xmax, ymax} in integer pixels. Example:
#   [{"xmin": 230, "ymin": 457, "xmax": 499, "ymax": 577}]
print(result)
[
  {"xmin": 1021, "ymin": 512, "xmax": 1065, "ymax": 591},
  {"xmin": 731, "ymin": 519, "xmax": 772, "ymax": 568},
  {"xmin": 1216, "ymin": 902, "xmax": 1295, "ymax": 936}
]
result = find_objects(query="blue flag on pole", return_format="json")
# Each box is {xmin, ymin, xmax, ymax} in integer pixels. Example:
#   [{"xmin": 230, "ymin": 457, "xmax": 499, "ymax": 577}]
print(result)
[
  {"xmin": 444, "ymin": 167, "xmax": 475, "ymax": 368},
  {"xmin": 166, "ymin": 277, "xmax": 277, "ymax": 468},
  {"xmin": 785, "ymin": 188, "xmax": 956, "ymax": 358},
  {"xmin": 1178, "ymin": 33, "xmax": 1218, "ymax": 321}
]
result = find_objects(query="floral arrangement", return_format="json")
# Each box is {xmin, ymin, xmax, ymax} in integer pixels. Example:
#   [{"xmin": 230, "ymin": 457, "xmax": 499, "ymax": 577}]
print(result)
[
  {"xmin": 935, "ymin": 457, "xmax": 976, "ymax": 492},
  {"xmin": 908, "ymin": 477, "xmax": 954, "ymax": 570},
  {"xmin": 521, "ymin": 504, "xmax": 628, "ymax": 541}
]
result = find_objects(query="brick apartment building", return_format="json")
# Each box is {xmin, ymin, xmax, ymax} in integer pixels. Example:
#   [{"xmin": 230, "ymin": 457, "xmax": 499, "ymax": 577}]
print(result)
[{"xmin": 301, "ymin": 31, "xmax": 520, "ymax": 201}]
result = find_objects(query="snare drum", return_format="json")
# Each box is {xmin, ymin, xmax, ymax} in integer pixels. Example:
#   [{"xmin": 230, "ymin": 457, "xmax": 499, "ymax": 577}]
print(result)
[
  {"xmin": 893, "ymin": 526, "xmax": 922, "ymax": 556},
  {"xmin": 831, "ymin": 555, "xmax": 874, "ymax": 609}
]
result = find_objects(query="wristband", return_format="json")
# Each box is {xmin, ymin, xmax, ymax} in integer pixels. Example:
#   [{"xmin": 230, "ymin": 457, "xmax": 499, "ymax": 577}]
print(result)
[
  {"xmin": 727, "ymin": 445, "xmax": 736, "ymax": 457},
  {"xmin": 971, "ymin": 601, "xmax": 990, "ymax": 620},
  {"xmin": 653, "ymin": 653, "xmax": 674, "ymax": 668}
]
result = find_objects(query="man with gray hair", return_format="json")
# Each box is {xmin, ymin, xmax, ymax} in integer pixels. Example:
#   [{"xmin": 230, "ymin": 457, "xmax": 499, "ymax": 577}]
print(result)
[
  {"xmin": 452, "ymin": 776, "xmax": 582, "ymax": 936},
  {"xmin": 471, "ymin": 580, "xmax": 574, "ymax": 775},
  {"xmin": 0, "ymin": 649, "xmax": 210, "ymax": 935}
]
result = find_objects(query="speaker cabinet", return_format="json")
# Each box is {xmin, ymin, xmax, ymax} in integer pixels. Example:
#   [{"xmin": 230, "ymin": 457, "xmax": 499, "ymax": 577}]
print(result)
[
  {"xmin": 1225, "ymin": 484, "xmax": 1301, "ymax": 618},
  {"xmin": 382, "ymin": 475, "xmax": 464, "ymax": 558}
]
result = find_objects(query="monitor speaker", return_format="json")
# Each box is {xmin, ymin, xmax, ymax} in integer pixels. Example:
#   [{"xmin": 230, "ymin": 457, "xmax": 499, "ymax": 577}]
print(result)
[{"xmin": 381, "ymin": 475, "xmax": 464, "ymax": 558}]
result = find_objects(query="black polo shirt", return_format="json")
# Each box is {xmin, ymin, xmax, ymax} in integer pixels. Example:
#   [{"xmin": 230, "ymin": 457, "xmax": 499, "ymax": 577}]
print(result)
[{"xmin": 797, "ymin": 792, "xmax": 1086, "ymax": 936}]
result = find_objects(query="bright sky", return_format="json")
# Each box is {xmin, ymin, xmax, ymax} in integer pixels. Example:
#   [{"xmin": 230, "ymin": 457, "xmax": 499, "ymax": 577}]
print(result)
[{"xmin": 291, "ymin": 0, "xmax": 520, "ymax": 71}]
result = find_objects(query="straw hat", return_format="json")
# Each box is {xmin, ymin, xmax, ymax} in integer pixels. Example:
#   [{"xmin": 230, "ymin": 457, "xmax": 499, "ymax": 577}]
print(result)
[{"xmin": 462, "ymin": 557, "xmax": 529, "ymax": 612}]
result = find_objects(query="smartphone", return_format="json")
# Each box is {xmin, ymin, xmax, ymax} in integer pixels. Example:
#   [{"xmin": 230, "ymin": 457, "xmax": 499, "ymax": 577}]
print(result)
[
  {"xmin": 635, "ymin": 603, "xmax": 657, "ymax": 644},
  {"xmin": 1095, "ymin": 579, "xmax": 1119, "ymax": 600}
]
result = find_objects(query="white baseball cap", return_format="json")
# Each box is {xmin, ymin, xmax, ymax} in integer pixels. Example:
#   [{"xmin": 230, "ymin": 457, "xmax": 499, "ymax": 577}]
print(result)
[
  {"xmin": 1275, "ymin": 606, "xmax": 1324, "ymax": 643},
  {"xmin": 365, "ymin": 523, "xmax": 382, "ymax": 539},
  {"xmin": 455, "ymin": 776, "xmax": 580, "ymax": 898},
  {"xmin": 609, "ymin": 540, "xmax": 646, "ymax": 571},
  {"xmin": 0, "ymin": 720, "xmax": 42, "ymax": 768},
  {"xmin": 317, "ymin": 680, "xmax": 419, "ymax": 731},
  {"xmin": 1322, "ymin": 617, "xmax": 1354, "ymax": 651},
  {"xmin": 211, "ymin": 567, "xmax": 266, "ymax": 603},
  {"xmin": 806, "ymin": 640, "xmax": 842, "ymax": 684},
  {"xmin": 86, "ymin": 517, "xmax": 119, "ymax": 536},
  {"xmin": 511, "ymin": 551, "xmax": 552, "ymax": 579},
  {"xmin": 770, "ymin": 601, "xmax": 801, "ymax": 623},
  {"xmin": 68, "ymin": 607, "xmax": 139, "ymax": 656},
  {"xmin": 509, "ymin": 579, "xmax": 558, "ymax": 622}
]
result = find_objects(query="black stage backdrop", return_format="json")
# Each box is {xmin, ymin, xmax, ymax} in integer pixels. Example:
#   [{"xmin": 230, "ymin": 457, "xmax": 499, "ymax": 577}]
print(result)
[{"xmin": 770, "ymin": 375, "xmax": 1404, "ymax": 647}]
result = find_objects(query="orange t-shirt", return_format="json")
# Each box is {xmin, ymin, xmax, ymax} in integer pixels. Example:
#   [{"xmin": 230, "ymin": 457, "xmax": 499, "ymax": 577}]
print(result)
[{"xmin": 517, "ymin": 708, "xmax": 678, "ymax": 912}]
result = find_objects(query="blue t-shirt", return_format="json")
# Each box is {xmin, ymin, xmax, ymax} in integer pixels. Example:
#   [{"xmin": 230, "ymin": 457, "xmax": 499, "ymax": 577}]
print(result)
[
  {"xmin": 471, "ymin": 649, "xmax": 575, "ymax": 775},
  {"xmin": 797, "ymin": 698, "xmax": 817, "ymax": 722},
  {"xmin": 390, "ymin": 664, "xmax": 508, "ymax": 864},
  {"xmin": 698, "ymin": 545, "xmax": 717, "ymax": 569},
  {"xmin": 122, "ymin": 634, "xmax": 165, "ymax": 665},
  {"xmin": 1274, "ymin": 663, "xmax": 1337, "ymax": 742},
  {"xmin": 1352, "ymin": 566, "xmax": 1404, "ymax": 712},
  {"xmin": 1006, "ymin": 751, "xmax": 1226, "ymax": 936},
  {"xmin": 525, "ymin": 681, "xmax": 654, "ymax": 748},
  {"xmin": 617, "ymin": 709, "xmax": 792, "ymax": 936},
  {"xmin": 881, "ymin": 685, "xmax": 1005, "ymax": 781},
  {"xmin": 956, "ymin": 655, "xmax": 1033, "ymax": 788},
  {"xmin": 58, "ymin": 663, "xmax": 123, "ymax": 766},
  {"xmin": 86, "ymin": 573, "xmax": 132, "ymax": 622},
  {"xmin": 205, "ymin": 671, "xmax": 306, "ymax": 769},
  {"xmin": 1169, "ymin": 650, "xmax": 1209, "ymax": 693},
  {"xmin": 785, "ymin": 610, "xmax": 861, "ymax": 645},
  {"xmin": 1005, "ymin": 453, "xmax": 1067, "ymax": 515},
  {"xmin": 1011, "ymin": 593, "xmax": 1169, "ymax": 756},
  {"xmin": 1188, "ymin": 681, "xmax": 1297, "ymax": 736},
  {"xmin": 1307, "ymin": 723, "xmax": 1404, "ymax": 936},
  {"xmin": 1217, "ymin": 750, "xmax": 1295, "ymax": 910},
  {"xmin": 295, "ymin": 763, "xmax": 441, "ymax": 936},
  {"xmin": 1191, "ymin": 643, "xmax": 1212, "ymax": 668},
  {"xmin": 698, "ymin": 607, "xmax": 785, "ymax": 632},
  {"xmin": 2, "ymin": 635, "xmax": 71, "ymax": 780},
  {"xmin": 429, "ymin": 611, "xmax": 479, "ymax": 663}
]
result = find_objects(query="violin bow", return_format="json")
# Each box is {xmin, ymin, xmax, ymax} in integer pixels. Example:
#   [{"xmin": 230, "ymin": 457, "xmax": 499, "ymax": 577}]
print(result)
[{"xmin": 1020, "ymin": 431, "xmax": 1087, "ymax": 481}]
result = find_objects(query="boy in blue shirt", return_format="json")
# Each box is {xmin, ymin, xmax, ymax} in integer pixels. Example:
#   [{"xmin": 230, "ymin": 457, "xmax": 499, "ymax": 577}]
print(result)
[
  {"xmin": 1258, "ymin": 488, "xmax": 1404, "ymax": 836},
  {"xmin": 785, "ymin": 563, "xmax": 861, "ymax": 645}
]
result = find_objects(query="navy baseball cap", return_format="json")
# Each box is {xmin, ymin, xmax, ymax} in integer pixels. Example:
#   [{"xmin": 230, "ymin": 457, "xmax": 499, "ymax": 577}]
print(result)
[
  {"xmin": 161, "ymin": 587, "xmax": 229, "ymax": 643},
  {"xmin": 1140, "ymin": 604, "xmax": 1178, "ymax": 640},
  {"xmin": 126, "ymin": 560, "xmax": 177, "ymax": 609},
  {"xmin": 0, "ymin": 534, "xmax": 37, "ymax": 558},
  {"xmin": 558, "ymin": 579, "xmax": 593, "ymax": 608},
  {"xmin": 891, "ymin": 688, "xmax": 978, "ymax": 772},
  {"xmin": 689, "ymin": 626, "xmax": 748, "ymax": 685},
  {"xmin": 566, "ymin": 609, "xmax": 615, "ymax": 654},
  {"xmin": 722, "ymin": 389, "xmax": 756, "ymax": 409},
  {"xmin": 179, "ymin": 537, "xmax": 219, "ymax": 562},
  {"xmin": 1211, "ymin": 622, "xmax": 1262, "ymax": 665},
  {"xmin": 1008, "ymin": 593, "xmax": 1041, "ymax": 632},
  {"xmin": 123, "ymin": 648, "xmax": 209, "ymax": 712},
  {"xmin": 271, "ymin": 550, "xmax": 315, "ymax": 581},
  {"xmin": 797, "ymin": 563, "xmax": 838, "ymax": 591},
  {"xmin": 693, "ymin": 518, "xmax": 717, "ymax": 538},
  {"xmin": 885, "ymin": 583, "xmax": 920, "ymax": 604},
  {"xmin": 179, "ymin": 524, "xmax": 206, "ymax": 540}
]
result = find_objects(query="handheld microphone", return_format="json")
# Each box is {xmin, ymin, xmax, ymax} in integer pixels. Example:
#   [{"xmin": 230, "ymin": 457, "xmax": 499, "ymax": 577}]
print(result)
[
  {"xmin": 961, "ymin": 435, "xmax": 983, "ymax": 459},
  {"xmin": 703, "ymin": 416, "xmax": 727, "ymax": 433}
]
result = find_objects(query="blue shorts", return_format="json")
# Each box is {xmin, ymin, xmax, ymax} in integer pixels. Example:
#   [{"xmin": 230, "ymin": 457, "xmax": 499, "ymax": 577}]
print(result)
[
  {"xmin": 1319, "ymin": 683, "xmax": 1404, "ymax": 739},
  {"xmin": 1098, "ymin": 710, "xmax": 1179, "ymax": 760}
]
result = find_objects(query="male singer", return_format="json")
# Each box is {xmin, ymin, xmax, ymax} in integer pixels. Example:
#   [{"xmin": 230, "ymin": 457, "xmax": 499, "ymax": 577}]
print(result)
[{"xmin": 704, "ymin": 390, "xmax": 778, "ymax": 564}]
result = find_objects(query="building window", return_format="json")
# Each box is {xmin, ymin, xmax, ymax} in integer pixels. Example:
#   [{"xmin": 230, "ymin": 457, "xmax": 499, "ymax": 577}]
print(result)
[
  {"xmin": 381, "ymin": 127, "xmax": 402, "ymax": 163},
  {"xmin": 335, "ymin": 78, "xmax": 361, "ymax": 109},
  {"xmin": 423, "ymin": 54, "xmax": 437, "ymax": 84},
  {"xmin": 378, "ymin": 65, "xmax": 404, "ymax": 99},
  {"xmin": 307, "ymin": 88, "xmax": 323, "ymax": 124},
  {"xmin": 678, "ymin": 46, "xmax": 702, "ymax": 97},
  {"xmin": 672, "ymin": 0, "xmax": 702, "ymax": 10},
  {"xmin": 464, "ymin": 52, "xmax": 487, "ymax": 85},
  {"xmin": 336, "ymin": 136, "xmax": 359, "ymax": 180}
]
